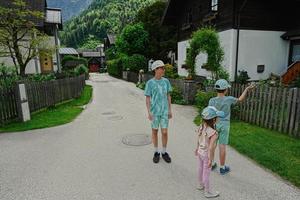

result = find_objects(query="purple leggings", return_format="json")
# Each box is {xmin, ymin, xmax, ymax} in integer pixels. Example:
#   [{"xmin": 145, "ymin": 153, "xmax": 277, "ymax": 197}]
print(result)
[{"xmin": 198, "ymin": 154, "xmax": 211, "ymax": 192}]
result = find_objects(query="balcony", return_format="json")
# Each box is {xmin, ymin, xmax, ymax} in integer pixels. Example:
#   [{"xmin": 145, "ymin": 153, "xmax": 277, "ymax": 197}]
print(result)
[{"xmin": 45, "ymin": 8, "xmax": 62, "ymax": 25}]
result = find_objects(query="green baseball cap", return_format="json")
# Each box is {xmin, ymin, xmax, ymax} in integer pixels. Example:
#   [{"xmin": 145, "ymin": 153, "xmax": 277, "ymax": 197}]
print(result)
[{"xmin": 215, "ymin": 79, "xmax": 231, "ymax": 90}]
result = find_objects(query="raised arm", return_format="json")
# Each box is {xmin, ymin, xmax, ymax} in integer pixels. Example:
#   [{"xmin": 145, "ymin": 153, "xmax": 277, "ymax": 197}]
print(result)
[{"xmin": 238, "ymin": 83, "xmax": 256, "ymax": 102}]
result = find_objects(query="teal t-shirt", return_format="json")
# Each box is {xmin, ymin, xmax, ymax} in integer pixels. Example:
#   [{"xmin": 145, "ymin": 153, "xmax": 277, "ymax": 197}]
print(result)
[
  {"xmin": 209, "ymin": 96, "xmax": 238, "ymax": 121},
  {"xmin": 144, "ymin": 77, "xmax": 172, "ymax": 116}
]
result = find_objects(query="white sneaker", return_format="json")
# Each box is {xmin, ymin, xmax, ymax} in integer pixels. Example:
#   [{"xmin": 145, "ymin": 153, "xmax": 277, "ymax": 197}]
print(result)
[
  {"xmin": 205, "ymin": 191, "xmax": 220, "ymax": 198},
  {"xmin": 196, "ymin": 184, "xmax": 204, "ymax": 190}
]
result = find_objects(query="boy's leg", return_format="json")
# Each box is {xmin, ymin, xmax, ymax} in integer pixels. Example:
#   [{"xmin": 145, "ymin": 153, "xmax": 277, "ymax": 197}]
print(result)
[
  {"xmin": 161, "ymin": 128, "xmax": 168, "ymax": 151},
  {"xmin": 218, "ymin": 121, "xmax": 230, "ymax": 174},
  {"xmin": 219, "ymin": 144, "xmax": 226, "ymax": 166},
  {"xmin": 160, "ymin": 116, "xmax": 171, "ymax": 163},
  {"xmin": 151, "ymin": 116, "xmax": 160, "ymax": 163},
  {"xmin": 152, "ymin": 129, "xmax": 160, "ymax": 163},
  {"xmin": 152, "ymin": 129, "xmax": 159, "ymax": 150}
]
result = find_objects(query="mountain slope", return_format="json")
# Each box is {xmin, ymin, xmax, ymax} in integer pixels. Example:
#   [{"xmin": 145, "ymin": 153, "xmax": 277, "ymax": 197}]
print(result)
[
  {"xmin": 60, "ymin": 0, "xmax": 156, "ymax": 47},
  {"xmin": 47, "ymin": 0, "xmax": 93, "ymax": 21}
]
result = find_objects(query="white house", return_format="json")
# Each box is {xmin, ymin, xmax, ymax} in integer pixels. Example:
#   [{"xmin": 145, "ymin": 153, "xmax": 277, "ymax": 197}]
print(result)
[
  {"xmin": 162, "ymin": 0, "xmax": 300, "ymax": 82},
  {"xmin": 0, "ymin": 0, "xmax": 62, "ymax": 74}
]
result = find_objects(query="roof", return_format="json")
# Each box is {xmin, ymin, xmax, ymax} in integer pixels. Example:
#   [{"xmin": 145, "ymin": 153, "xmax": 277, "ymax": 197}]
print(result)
[
  {"xmin": 281, "ymin": 29, "xmax": 300, "ymax": 40},
  {"xmin": 161, "ymin": 0, "xmax": 184, "ymax": 25},
  {"xmin": 107, "ymin": 34, "xmax": 116, "ymax": 44},
  {"xmin": 59, "ymin": 48, "xmax": 78, "ymax": 55},
  {"xmin": 0, "ymin": 0, "xmax": 47, "ymax": 27}
]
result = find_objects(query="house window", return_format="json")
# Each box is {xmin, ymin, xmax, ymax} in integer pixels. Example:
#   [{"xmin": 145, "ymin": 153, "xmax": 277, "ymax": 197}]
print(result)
[
  {"xmin": 289, "ymin": 40, "xmax": 300, "ymax": 64},
  {"xmin": 211, "ymin": 0, "xmax": 218, "ymax": 11}
]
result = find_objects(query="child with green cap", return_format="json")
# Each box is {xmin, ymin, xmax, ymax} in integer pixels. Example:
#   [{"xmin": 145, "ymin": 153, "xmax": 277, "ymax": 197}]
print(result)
[{"xmin": 209, "ymin": 79, "xmax": 255, "ymax": 175}]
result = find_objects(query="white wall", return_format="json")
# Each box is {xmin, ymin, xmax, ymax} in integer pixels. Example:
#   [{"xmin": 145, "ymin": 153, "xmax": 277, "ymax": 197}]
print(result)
[
  {"xmin": 177, "ymin": 40, "xmax": 189, "ymax": 77},
  {"xmin": 176, "ymin": 29, "xmax": 290, "ymax": 81},
  {"xmin": 238, "ymin": 30, "xmax": 289, "ymax": 80}
]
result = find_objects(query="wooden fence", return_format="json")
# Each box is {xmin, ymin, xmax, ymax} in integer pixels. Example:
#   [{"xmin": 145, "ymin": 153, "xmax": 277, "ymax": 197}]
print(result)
[
  {"xmin": 0, "ymin": 87, "xmax": 18, "ymax": 125},
  {"xmin": 229, "ymin": 83, "xmax": 300, "ymax": 137},
  {"xmin": 0, "ymin": 75, "xmax": 85, "ymax": 124},
  {"xmin": 26, "ymin": 75, "xmax": 85, "ymax": 112}
]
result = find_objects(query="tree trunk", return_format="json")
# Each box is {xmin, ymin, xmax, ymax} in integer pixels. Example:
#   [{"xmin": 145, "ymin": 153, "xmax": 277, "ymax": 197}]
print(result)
[{"xmin": 19, "ymin": 65, "xmax": 26, "ymax": 77}]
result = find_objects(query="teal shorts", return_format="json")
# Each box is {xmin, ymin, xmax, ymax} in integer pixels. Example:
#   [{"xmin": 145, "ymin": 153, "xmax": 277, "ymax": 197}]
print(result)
[
  {"xmin": 151, "ymin": 115, "xmax": 169, "ymax": 129},
  {"xmin": 216, "ymin": 121, "xmax": 230, "ymax": 145}
]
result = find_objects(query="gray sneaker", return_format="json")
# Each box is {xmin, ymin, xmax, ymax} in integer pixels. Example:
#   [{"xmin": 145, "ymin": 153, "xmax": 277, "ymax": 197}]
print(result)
[{"xmin": 205, "ymin": 191, "xmax": 220, "ymax": 198}]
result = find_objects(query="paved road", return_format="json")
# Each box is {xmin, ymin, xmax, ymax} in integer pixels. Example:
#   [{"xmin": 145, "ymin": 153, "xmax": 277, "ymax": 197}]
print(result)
[{"xmin": 0, "ymin": 73, "xmax": 299, "ymax": 200}]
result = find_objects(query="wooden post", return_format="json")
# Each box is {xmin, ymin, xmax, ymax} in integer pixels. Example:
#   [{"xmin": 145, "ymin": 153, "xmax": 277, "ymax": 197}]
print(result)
[
  {"xmin": 289, "ymin": 88, "xmax": 298, "ymax": 136},
  {"xmin": 279, "ymin": 88, "xmax": 287, "ymax": 132},
  {"xmin": 15, "ymin": 83, "xmax": 31, "ymax": 122},
  {"xmin": 294, "ymin": 89, "xmax": 300, "ymax": 137}
]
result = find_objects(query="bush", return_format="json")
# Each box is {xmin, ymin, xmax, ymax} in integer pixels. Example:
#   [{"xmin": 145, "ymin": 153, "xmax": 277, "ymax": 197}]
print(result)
[
  {"xmin": 164, "ymin": 64, "xmax": 179, "ymax": 79},
  {"xmin": 195, "ymin": 90, "xmax": 216, "ymax": 112},
  {"xmin": 216, "ymin": 67, "xmax": 230, "ymax": 81},
  {"xmin": 136, "ymin": 82, "xmax": 145, "ymax": 90},
  {"xmin": 170, "ymin": 86, "xmax": 187, "ymax": 105},
  {"xmin": 0, "ymin": 63, "xmax": 19, "ymax": 88},
  {"xmin": 107, "ymin": 59, "xmax": 122, "ymax": 78},
  {"xmin": 61, "ymin": 56, "xmax": 88, "ymax": 70},
  {"xmin": 236, "ymin": 70, "xmax": 250, "ymax": 84},
  {"xmin": 26, "ymin": 73, "xmax": 56, "ymax": 82},
  {"xmin": 122, "ymin": 54, "xmax": 147, "ymax": 73},
  {"xmin": 74, "ymin": 64, "xmax": 89, "ymax": 80}
]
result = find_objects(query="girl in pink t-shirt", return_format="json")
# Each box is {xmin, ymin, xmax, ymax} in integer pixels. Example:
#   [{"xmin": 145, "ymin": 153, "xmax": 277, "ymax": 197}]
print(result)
[{"xmin": 195, "ymin": 106, "xmax": 224, "ymax": 198}]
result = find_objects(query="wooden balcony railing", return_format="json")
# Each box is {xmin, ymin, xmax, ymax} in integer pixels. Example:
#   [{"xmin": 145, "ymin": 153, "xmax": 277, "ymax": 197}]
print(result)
[{"xmin": 281, "ymin": 61, "xmax": 300, "ymax": 85}]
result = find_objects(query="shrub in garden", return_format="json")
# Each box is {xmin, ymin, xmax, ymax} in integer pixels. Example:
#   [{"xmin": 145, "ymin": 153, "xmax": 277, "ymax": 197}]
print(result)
[
  {"xmin": 236, "ymin": 70, "xmax": 250, "ymax": 84},
  {"xmin": 195, "ymin": 90, "xmax": 216, "ymax": 111},
  {"xmin": 74, "ymin": 64, "xmax": 89, "ymax": 79},
  {"xmin": 136, "ymin": 82, "xmax": 145, "ymax": 90},
  {"xmin": 107, "ymin": 58, "xmax": 122, "ymax": 78},
  {"xmin": 0, "ymin": 63, "xmax": 19, "ymax": 88},
  {"xmin": 170, "ymin": 86, "xmax": 187, "ymax": 105},
  {"xmin": 122, "ymin": 54, "xmax": 147, "ymax": 73},
  {"xmin": 61, "ymin": 55, "xmax": 88, "ymax": 71},
  {"xmin": 164, "ymin": 64, "xmax": 179, "ymax": 79},
  {"xmin": 26, "ymin": 73, "xmax": 56, "ymax": 82}
]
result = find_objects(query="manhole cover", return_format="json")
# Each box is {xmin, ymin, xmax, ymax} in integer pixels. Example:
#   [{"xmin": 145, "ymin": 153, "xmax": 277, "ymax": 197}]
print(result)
[
  {"xmin": 107, "ymin": 115, "xmax": 123, "ymax": 121},
  {"xmin": 101, "ymin": 111, "xmax": 116, "ymax": 115},
  {"xmin": 122, "ymin": 134, "xmax": 152, "ymax": 146}
]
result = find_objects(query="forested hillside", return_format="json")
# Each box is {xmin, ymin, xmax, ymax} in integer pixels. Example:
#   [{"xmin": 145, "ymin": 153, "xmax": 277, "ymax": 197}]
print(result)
[
  {"xmin": 60, "ymin": 0, "xmax": 156, "ymax": 48},
  {"xmin": 47, "ymin": 0, "xmax": 92, "ymax": 21}
]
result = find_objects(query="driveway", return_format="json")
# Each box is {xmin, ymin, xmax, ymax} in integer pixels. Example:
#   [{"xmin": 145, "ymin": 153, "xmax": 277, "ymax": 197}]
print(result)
[{"xmin": 0, "ymin": 73, "xmax": 299, "ymax": 200}]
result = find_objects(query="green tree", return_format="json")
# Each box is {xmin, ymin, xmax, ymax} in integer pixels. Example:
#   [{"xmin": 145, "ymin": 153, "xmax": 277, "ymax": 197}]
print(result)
[
  {"xmin": 0, "ymin": 0, "xmax": 51, "ymax": 76},
  {"xmin": 135, "ymin": 1, "xmax": 177, "ymax": 60},
  {"xmin": 115, "ymin": 23, "xmax": 149, "ymax": 56},
  {"xmin": 60, "ymin": 0, "xmax": 155, "ymax": 48},
  {"xmin": 79, "ymin": 35, "xmax": 102, "ymax": 49}
]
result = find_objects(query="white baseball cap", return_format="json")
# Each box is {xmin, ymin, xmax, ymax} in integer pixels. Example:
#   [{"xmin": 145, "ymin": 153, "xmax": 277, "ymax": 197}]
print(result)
[{"xmin": 151, "ymin": 60, "xmax": 165, "ymax": 71}]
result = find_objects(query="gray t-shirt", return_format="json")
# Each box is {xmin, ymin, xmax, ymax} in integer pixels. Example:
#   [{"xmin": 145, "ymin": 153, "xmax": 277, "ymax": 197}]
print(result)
[{"xmin": 209, "ymin": 96, "xmax": 238, "ymax": 121}]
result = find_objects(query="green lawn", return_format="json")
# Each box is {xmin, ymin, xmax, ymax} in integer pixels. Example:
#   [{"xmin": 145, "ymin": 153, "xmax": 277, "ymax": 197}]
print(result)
[
  {"xmin": 0, "ymin": 85, "xmax": 93, "ymax": 133},
  {"xmin": 194, "ymin": 116, "xmax": 300, "ymax": 187}
]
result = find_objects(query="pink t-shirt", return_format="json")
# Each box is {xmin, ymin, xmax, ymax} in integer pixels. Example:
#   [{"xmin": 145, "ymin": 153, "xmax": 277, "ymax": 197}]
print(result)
[{"xmin": 197, "ymin": 124, "xmax": 217, "ymax": 156}]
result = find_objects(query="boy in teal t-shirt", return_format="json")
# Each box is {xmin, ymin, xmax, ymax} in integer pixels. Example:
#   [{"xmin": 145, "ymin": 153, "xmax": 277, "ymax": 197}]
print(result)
[
  {"xmin": 209, "ymin": 79, "xmax": 255, "ymax": 175},
  {"xmin": 145, "ymin": 60, "xmax": 172, "ymax": 164}
]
